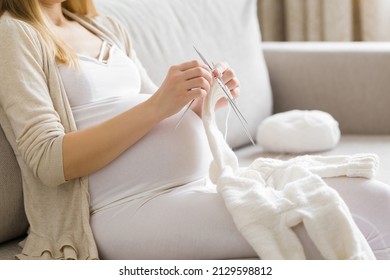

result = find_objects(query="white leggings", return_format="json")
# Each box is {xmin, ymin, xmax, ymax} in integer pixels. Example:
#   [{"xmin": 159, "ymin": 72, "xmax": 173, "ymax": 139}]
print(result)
[{"xmin": 91, "ymin": 177, "xmax": 390, "ymax": 260}]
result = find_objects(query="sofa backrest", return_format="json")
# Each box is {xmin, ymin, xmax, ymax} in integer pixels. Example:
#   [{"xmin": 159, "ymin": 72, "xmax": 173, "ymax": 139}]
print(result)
[
  {"xmin": 95, "ymin": 0, "xmax": 272, "ymax": 148},
  {"xmin": 0, "ymin": 126, "xmax": 28, "ymax": 244}
]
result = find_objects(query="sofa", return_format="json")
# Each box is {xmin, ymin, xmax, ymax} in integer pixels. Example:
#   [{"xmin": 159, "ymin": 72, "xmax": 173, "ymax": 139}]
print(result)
[{"xmin": 1, "ymin": 0, "xmax": 389, "ymax": 260}]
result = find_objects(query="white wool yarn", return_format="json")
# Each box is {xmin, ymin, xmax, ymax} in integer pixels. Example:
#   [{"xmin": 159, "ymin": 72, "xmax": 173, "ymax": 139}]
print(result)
[{"xmin": 256, "ymin": 110, "xmax": 340, "ymax": 153}]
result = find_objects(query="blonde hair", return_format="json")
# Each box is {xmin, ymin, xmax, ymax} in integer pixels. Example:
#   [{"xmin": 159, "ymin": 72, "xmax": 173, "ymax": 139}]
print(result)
[{"xmin": 0, "ymin": 0, "xmax": 98, "ymax": 66}]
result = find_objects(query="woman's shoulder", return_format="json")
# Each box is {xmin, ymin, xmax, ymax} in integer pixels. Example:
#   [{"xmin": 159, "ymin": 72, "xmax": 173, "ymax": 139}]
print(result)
[
  {"xmin": 0, "ymin": 12, "xmax": 46, "ymax": 69},
  {"xmin": 0, "ymin": 12, "xmax": 43, "ymax": 49},
  {"xmin": 0, "ymin": 12, "xmax": 39, "ymax": 35}
]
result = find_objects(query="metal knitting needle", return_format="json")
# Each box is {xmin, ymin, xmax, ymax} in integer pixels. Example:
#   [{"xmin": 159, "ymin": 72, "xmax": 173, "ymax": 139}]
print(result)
[
  {"xmin": 194, "ymin": 46, "xmax": 255, "ymax": 146},
  {"xmin": 174, "ymin": 99, "xmax": 195, "ymax": 130},
  {"xmin": 194, "ymin": 46, "xmax": 249, "ymax": 125},
  {"xmin": 214, "ymin": 76, "xmax": 256, "ymax": 146},
  {"xmin": 211, "ymin": 62, "xmax": 248, "ymax": 125}
]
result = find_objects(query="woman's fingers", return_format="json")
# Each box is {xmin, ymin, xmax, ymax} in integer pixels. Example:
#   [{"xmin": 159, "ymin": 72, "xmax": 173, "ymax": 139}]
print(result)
[
  {"xmin": 213, "ymin": 62, "xmax": 240, "ymax": 96},
  {"xmin": 167, "ymin": 60, "xmax": 212, "ymax": 91},
  {"xmin": 225, "ymin": 77, "xmax": 240, "ymax": 96},
  {"xmin": 181, "ymin": 61, "xmax": 213, "ymax": 95},
  {"xmin": 186, "ymin": 88, "xmax": 207, "ymax": 101},
  {"xmin": 177, "ymin": 60, "xmax": 206, "ymax": 71},
  {"xmin": 170, "ymin": 61, "xmax": 212, "ymax": 102},
  {"xmin": 182, "ymin": 66, "xmax": 212, "ymax": 87},
  {"xmin": 185, "ymin": 77, "xmax": 211, "ymax": 92},
  {"xmin": 214, "ymin": 62, "xmax": 232, "ymax": 80}
]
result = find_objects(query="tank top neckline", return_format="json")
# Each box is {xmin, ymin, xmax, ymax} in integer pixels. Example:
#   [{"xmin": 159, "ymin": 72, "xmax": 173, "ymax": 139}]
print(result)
[{"xmin": 77, "ymin": 40, "xmax": 114, "ymax": 65}]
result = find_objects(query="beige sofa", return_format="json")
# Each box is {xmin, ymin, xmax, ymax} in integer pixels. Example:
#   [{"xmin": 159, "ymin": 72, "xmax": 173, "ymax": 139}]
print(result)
[{"xmin": 1, "ymin": 0, "xmax": 389, "ymax": 260}]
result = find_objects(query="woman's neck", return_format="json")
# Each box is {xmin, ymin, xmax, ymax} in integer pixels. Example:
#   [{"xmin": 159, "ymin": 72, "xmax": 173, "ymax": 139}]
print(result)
[{"xmin": 39, "ymin": 3, "xmax": 68, "ymax": 26}]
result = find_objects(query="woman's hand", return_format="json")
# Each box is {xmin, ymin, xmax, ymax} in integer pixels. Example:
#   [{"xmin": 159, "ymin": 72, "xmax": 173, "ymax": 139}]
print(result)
[
  {"xmin": 213, "ymin": 62, "xmax": 241, "ymax": 110},
  {"xmin": 149, "ymin": 60, "xmax": 213, "ymax": 120},
  {"xmin": 190, "ymin": 62, "xmax": 241, "ymax": 116}
]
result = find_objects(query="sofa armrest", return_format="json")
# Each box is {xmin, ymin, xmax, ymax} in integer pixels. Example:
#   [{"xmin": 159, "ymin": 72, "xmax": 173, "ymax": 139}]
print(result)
[{"xmin": 262, "ymin": 42, "xmax": 390, "ymax": 134}]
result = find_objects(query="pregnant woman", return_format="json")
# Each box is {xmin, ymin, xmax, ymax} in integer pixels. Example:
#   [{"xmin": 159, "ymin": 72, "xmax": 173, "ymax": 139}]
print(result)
[{"xmin": 0, "ymin": 0, "xmax": 389, "ymax": 260}]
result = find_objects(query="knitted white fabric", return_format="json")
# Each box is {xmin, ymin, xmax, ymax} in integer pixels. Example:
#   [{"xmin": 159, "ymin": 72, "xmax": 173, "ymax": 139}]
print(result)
[{"xmin": 202, "ymin": 83, "xmax": 377, "ymax": 260}]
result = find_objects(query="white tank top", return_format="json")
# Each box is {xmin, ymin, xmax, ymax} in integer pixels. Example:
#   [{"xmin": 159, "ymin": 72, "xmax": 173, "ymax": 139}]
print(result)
[{"xmin": 58, "ymin": 44, "xmax": 212, "ymax": 213}]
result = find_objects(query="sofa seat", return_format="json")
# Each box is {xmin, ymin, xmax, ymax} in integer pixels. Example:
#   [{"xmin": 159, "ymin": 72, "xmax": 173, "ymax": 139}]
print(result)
[{"xmin": 236, "ymin": 134, "xmax": 390, "ymax": 185}]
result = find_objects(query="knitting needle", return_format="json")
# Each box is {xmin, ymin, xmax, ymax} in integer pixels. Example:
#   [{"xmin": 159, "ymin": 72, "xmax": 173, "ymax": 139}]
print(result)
[
  {"xmin": 216, "ymin": 78, "xmax": 256, "ymax": 146},
  {"xmin": 174, "ymin": 99, "xmax": 195, "ymax": 130},
  {"xmin": 194, "ymin": 46, "xmax": 255, "ymax": 146},
  {"xmin": 194, "ymin": 47, "xmax": 248, "ymax": 125},
  {"xmin": 211, "ymin": 61, "xmax": 248, "ymax": 125}
]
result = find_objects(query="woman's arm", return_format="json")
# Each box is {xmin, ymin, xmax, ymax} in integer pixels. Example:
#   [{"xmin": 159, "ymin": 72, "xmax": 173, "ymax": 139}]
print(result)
[
  {"xmin": 0, "ymin": 20, "xmax": 68, "ymax": 187},
  {"xmin": 63, "ymin": 60, "xmax": 212, "ymax": 180}
]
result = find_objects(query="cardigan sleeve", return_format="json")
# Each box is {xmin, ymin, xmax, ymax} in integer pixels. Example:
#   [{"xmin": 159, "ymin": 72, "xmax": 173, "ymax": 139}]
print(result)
[{"xmin": 0, "ymin": 19, "xmax": 66, "ymax": 187}]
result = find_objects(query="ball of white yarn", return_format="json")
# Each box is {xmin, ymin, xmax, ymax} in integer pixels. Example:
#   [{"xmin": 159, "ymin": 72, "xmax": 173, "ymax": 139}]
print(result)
[{"xmin": 256, "ymin": 110, "xmax": 340, "ymax": 153}]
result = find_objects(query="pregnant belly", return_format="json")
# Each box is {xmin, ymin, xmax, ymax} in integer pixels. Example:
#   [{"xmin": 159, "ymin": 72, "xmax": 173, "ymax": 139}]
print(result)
[{"xmin": 72, "ymin": 94, "xmax": 213, "ymax": 211}]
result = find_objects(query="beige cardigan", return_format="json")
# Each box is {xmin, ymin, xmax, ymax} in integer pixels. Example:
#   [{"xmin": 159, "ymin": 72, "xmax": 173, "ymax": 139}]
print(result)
[{"xmin": 0, "ymin": 10, "xmax": 156, "ymax": 259}]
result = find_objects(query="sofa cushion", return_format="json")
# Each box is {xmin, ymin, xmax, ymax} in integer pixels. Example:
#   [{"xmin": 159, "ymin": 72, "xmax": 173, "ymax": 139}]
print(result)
[
  {"xmin": 0, "ymin": 237, "xmax": 24, "ymax": 260},
  {"xmin": 0, "ymin": 126, "xmax": 28, "ymax": 244},
  {"xmin": 95, "ymin": 0, "xmax": 273, "ymax": 148}
]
